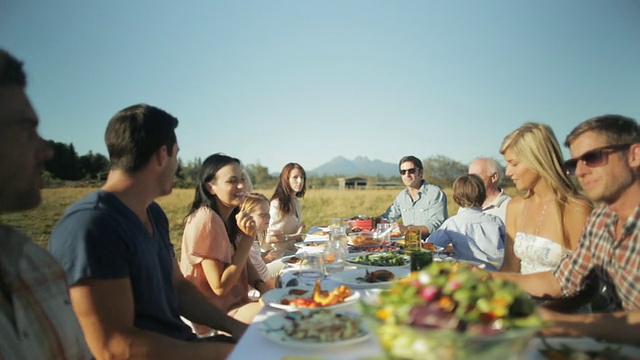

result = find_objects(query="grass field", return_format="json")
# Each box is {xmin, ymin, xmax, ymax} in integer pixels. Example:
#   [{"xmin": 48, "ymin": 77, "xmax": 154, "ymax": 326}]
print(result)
[{"xmin": 0, "ymin": 187, "xmax": 494, "ymax": 253}]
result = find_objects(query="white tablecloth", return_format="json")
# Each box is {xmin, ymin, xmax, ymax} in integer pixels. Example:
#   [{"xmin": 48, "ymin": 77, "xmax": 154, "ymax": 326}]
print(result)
[
  {"xmin": 233, "ymin": 253, "xmax": 640, "ymax": 360},
  {"xmin": 228, "ymin": 277, "xmax": 640, "ymax": 360}
]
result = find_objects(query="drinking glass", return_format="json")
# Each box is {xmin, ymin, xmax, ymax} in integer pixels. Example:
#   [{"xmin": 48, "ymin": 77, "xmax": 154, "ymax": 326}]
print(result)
[
  {"xmin": 404, "ymin": 226, "xmax": 421, "ymax": 255},
  {"xmin": 296, "ymin": 252, "xmax": 325, "ymax": 286},
  {"xmin": 376, "ymin": 223, "xmax": 391, "ymax": 244}
]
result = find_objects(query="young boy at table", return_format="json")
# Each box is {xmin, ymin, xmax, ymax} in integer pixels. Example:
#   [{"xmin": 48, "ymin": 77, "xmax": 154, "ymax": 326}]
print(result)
[{"xmin": 428, "ymin": 174, "xmax": 505, "ymax": 270}]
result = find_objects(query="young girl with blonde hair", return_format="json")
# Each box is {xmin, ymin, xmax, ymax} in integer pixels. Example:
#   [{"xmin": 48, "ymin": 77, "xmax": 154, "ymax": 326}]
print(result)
[{"xmin": 239, "ymin": 192, "xmax": 276, "ymax": 289}]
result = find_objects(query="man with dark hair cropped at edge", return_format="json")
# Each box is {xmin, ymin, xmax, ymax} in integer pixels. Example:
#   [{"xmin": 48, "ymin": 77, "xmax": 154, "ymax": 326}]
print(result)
[
  {"xmin": 49, "ymin": 104, "xmax": 247, "ymax": 359},
  {"xmin": 0, "ymin": 49, "xmax": 91, "ymax": 359},
  {"xmin": 492, "ymin": 115, "xmax": 640, "ymax": 345}
]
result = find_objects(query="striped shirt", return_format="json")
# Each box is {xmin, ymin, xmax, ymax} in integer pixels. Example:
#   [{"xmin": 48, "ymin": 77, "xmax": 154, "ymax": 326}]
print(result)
[
  {"xmin": 0, "ymin": 224, "xmax": 91, "ymax": 359},
  {"xmin": 554, "ymin": 203, "xmax": 640, "ymax": 311}
]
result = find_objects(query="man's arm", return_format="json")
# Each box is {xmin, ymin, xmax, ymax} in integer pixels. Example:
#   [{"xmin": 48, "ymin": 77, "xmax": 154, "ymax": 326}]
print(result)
[
  {"xmin": 491, "ymin": 270, "xmax": 563, "ymax": 298},
  {"xmin": 421, "ymin": 189, "xmax": 448, "ymax": 236},
  {"xmin": 172, "ymin": 260, "xmax": 247, "ymax": 340},
  {"xmin": 379, "ymin": 196, "xmax": 402, "ymax": 222},
  {"xmin": 69, "ymin": 278, "xmax": 233, "ymax": 360},
  {"xmin": 539, "ymin": 308, "xmax": 640, "ymax": 346}
]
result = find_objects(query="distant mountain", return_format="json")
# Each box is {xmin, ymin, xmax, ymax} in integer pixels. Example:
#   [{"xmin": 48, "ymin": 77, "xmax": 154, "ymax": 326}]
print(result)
[{"xmin": 310, "ymin": 156, "xmax": 398, "ymax": 177}]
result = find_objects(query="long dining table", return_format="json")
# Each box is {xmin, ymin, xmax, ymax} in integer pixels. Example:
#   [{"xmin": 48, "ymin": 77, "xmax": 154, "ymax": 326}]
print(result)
[
  {"xmin": 228, "ymin": 234, "xmax": 640, "ymax": 360},
  {"xmin": 228, "ymin": 275, "xmax": 640, "ymax": 360}
]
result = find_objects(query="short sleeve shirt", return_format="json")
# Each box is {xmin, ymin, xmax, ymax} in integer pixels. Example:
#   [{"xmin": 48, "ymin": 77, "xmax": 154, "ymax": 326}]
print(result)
[
  {"xmin": 179, "ymin": 207, "xmax": 249, "ymax": 313},
  {"xmin": 48, "ymin": 190, "xmax": 195, "ymax": 341},
  {"xmin": 554, "ymin": 203, "xmax": 640, "ymax": 311}
]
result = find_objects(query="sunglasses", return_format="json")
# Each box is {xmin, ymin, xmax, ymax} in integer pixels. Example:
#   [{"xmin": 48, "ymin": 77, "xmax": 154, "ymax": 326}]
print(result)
[
  {"xmin": 564, "ymin": 143, "xmax": 631, "ymax": 176},
  {"xmin": 400, "ymin": 168, "xmax": 419, "ymax": 175}
]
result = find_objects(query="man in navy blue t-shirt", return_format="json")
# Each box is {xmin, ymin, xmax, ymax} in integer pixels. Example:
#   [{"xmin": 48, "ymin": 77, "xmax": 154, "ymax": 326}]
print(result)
[{"xmin": 49, "ymin": 104, "xmax": 247, "ymax": 359}]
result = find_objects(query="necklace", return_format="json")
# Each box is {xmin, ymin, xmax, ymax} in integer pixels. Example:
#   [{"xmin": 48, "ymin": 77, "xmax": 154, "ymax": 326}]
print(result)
[{"xmin": 522, "ymin": 200, "xmax": 548, "ymax": 236}]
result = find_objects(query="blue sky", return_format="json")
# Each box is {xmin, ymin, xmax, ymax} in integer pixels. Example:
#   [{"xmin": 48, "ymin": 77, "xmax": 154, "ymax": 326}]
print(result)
[{"xmin": 2, "ymin": 1, "xmax": 639, "ymax": 173}]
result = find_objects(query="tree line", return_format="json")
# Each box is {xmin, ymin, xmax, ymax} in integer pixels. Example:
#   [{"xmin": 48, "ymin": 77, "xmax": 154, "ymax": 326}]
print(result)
[{"xmin": 45, "ymin": 142, "xmax": 511, "ymax": 189}]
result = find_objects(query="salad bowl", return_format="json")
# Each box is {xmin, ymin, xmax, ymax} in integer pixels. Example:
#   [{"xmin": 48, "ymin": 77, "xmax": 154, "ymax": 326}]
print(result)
[{"xmin": 360, "ymin": 262, "xmax": 541, "ymax": 360}]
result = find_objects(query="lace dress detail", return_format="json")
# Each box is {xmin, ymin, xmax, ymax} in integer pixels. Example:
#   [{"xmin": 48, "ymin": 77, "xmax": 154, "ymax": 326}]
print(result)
[
  {"xmin": 513, "ymin": 233, "xmax": 567, "ymax": 274},
  {"xmin": 514, "ymin": 200, "xmax": 568, "ymax": 274}
]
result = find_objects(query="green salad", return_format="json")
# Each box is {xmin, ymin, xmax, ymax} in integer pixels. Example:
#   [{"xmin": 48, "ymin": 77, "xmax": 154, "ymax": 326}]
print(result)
[
  {"xmin": 361, "ymin": 262, "xmax": 542, "ymax": 359},
  {"xmin": 347, "ymin": 253, "xmax": 409, "ymax": 267}
]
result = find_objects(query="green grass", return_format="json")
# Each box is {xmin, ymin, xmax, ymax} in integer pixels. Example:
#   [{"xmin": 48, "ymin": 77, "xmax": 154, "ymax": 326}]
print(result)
[{"xmin": 1, "ymin": 187, "xmax": 518, "ymax": 253}]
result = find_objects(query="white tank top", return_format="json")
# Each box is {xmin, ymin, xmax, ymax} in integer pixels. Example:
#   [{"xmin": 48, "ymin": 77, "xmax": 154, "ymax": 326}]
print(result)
[{"xmin": 513, "ymin": 232, "xmax": 567, "ymax": 274}]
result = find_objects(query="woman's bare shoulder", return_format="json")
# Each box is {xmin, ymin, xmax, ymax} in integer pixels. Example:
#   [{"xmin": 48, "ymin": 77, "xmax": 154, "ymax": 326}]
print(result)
[
  {"xmin": 506, "ymin": 196, "xmax": 525, "ymax": 210},
  {"xmin": 564, "ymin": 196, "xmax": 593, "ymax": 223}
]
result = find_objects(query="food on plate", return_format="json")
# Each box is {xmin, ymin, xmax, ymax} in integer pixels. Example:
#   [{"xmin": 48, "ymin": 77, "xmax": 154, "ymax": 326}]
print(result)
[
  {"xmin": 304, "ymin": 242, "xmax": 325, "ymax": 247},
  {"xmin": 351, "ymin": 233, "xmax": 383, "ymax": 246},
  {"xmin": 356, "ymin": 269, "xmax": 396, "ymax": 283},
  {"xmin": 361, "ymin": 261, "xmax": 541, "ymax": 359},
  {"xmin": 423, "ymin": 242, "xmax": 437, "ymax": 251},
  {"xmin": 285, "ymin": 256, "xmax": 301, "ymax": 264},
  {"xmin": 348, "ymin": 253, "xmax": 409, "ymax": 267},
  {"xmin": 280, "ymin": 310, "xmax": 365, "ymax": 343},
  {"xmin": 349, "ymin": 243, "xmax": 403, "ymax": 254},
  {"xmin": 280, "ymin": 279, "xmax": 352, "ymax": 308},
  {"xmin": 390, "ymin": 231, "xmax": 402, "ymax": 238}
]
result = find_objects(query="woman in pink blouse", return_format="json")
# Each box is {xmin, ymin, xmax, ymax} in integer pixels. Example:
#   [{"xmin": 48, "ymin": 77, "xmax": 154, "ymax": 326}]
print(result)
[{"xmin": 179, "ymin": 153, "xmax": 266, "ymax": 335}]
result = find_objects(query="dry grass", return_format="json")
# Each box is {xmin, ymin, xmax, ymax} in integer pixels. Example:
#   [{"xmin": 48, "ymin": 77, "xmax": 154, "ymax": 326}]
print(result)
[{"xmin": 1, "ymin": 187, "xmax": 489, "ymax": 253}]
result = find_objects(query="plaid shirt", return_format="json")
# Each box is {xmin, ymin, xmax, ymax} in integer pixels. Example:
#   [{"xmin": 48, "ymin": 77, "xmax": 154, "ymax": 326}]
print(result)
[
  {"xmin": 554, "ymin": 203, "xmax": 640, "ymax": 311},
  {"xmin": 0, "ymin": 225, "xmax": 91, "ymax": 359}
]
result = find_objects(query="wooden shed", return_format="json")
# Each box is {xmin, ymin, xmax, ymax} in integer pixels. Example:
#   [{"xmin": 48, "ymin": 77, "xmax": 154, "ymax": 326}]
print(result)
[{"xmin": 338, "ymin": 177, "xmax": 368, "ymax": 190}]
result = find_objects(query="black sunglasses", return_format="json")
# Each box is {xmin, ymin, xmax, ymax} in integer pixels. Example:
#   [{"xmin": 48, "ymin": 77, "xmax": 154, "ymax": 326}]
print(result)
[
  {"xmin": 564, "ymin": 143, "xmax": 632, "ymax": 176},
  {"xmin": 400, "ymin": 168, "xmax": 419, "ymax": 175}
]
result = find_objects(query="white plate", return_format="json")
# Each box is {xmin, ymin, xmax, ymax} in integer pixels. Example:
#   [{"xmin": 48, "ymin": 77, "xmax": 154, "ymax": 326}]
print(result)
[
  {"xmin": 329, "ymin": 267, "xmax": 410, "ymax": 289},
  {"xmin": 345, "ymin": 253, "xmax": 410, "ymax": 269},
  {"xmin": 527, "ymin": 337, "xmax": 640, "ymax": 359},
  {"xmin": 305, "ymin": 234, "xmax": 330, "ymax": 241},
  {"xmin": 294, "ymin": 240, "xmax": 327, "ymax": 251},
  {"xmin": 258, "ymin": 311, "xmax": 370, "ymax": 349},
  {"xmin": 261, "ymin": 285, "xmax": 360, "ymax": 311},
  {"xmin": 280, "ymin": 255, "xmax": 304, "ymax": 267}
]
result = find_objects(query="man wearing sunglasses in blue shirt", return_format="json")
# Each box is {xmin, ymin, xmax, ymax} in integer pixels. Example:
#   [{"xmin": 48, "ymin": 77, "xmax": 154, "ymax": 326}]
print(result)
[
  {"xmin": 380, "ymin": 155, "xmax": 448, "ymax": 239},
  {"xmin": 493, "ymin": 114, "xmax": 640, "ymax": 345}
]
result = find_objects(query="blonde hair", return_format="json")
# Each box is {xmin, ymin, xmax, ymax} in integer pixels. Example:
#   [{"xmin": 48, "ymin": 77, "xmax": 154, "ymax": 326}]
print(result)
[
  {"xmin": 240, "ymin": 192, "xmax": 270, "ymax": 241},
  {"xmin": 500, "ymin": 122, "xmax": 579, "ymax": 202}
]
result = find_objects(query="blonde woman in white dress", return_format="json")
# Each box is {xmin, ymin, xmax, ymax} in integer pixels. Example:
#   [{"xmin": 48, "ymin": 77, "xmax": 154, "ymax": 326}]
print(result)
[{"xmin": 499, "ymin": 123, "xmax": 593, "ymax": 277}]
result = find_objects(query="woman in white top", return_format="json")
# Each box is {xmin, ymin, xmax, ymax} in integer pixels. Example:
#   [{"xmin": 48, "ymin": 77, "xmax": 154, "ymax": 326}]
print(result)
[
  {"xmin": 499, "ymin": 123, "xmax": 592, "ymax": 275},
  {"xmin": 266, "ymin": 163, "xmax": 307, "ymax": 259}
]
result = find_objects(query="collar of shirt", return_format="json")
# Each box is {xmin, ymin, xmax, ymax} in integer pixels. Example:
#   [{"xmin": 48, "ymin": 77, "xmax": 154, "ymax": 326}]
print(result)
[
  {"xmin": 456, "ymin": 206, "xmax": 483, "ymax": 215},
  {"xmin": 484, "ymin": 189, "xmax": 510, "ymax": 210}
]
